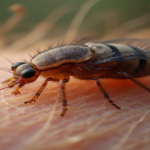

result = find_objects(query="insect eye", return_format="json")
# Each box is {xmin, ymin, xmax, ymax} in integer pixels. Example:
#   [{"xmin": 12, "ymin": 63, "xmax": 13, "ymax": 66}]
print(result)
[
  {"xmin": 21, "ymin": 69, "xmax": 36, "ymax": 78},
  {"xmin": 11, "ymin": 62, "xmax": 25, "ymax": 71}
]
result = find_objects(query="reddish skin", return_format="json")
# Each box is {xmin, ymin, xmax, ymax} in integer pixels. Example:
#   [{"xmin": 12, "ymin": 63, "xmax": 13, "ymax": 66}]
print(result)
[{"xmin": 0, "ymin": 54, "xmax": 150, "ymax": 150}]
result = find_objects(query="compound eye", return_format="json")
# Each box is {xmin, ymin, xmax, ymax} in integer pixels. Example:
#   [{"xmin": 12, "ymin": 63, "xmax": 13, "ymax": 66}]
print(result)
[
  {"xmin": 11, "ymin": 62, "xmax": 25, "ymax": 71},
  {"xmin": 21, "ymin": 69, "xmax": 36, "ymax": 78}
]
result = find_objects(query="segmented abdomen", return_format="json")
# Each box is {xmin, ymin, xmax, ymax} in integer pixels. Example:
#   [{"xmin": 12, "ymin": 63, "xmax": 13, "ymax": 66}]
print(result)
[{"xmin": 72, "ymin": 42, "xmax": 150, "ymax": 79}]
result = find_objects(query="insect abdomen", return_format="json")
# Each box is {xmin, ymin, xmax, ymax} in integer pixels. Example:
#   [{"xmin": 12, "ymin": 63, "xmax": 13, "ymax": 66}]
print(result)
[
  {"xmin": 85, "ymin": 42, "xmax": 150, "ymax": 78},
  {"xmin": 70, "ymin": 42, "xmax": 150, "ymax": 79}
]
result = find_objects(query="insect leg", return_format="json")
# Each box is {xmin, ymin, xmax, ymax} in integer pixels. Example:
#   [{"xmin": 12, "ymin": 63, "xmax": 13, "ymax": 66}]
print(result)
[
  {"xmin": 12, "ymin": 84, "xmax": 21, "ymax": 95},
  {"xmin": 93, "ymin": 77, "xmax": 121, "ymax": 110},
  {"xmin": 60, "ymin": 79, "xmax": 68, "ymax": 117},
  {"xmin": 24, "ymin": 78, "xmax": 58, "ymax": 104},
  {"xmin": 118, "ymin": 72, "xmax": 150, "ymax": 92}
]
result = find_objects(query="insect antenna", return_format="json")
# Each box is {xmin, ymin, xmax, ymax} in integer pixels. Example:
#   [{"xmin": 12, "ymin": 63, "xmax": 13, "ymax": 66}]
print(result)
[
  {"xmin": 0, "ymin": 69, "xmax": 13, "ymax": 74},
  {"xmin": 0, "ymin": 78, "xmax": 22, "ymax": 91},
  {"xmin": 0, "ymin": 67, "xmax": 13, "ymax": 74},
  {"xmin": 0, "ymin": 67, "xmax": 12, "ymax": 71},
  {"xmin": 0, "ymin": 55, "xmax": 13, "ymax": 64}
]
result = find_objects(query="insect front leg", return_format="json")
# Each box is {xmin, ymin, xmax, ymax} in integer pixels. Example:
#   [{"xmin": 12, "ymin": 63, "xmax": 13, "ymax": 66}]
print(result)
[
  {"xmin": 24, "ymin": 78, "xmax": 59, "ymax": 104},
  {"xmin": 12, "ymin": 82, "xmax": 24, "ymax": 95},
  {"xmin": 60, "ymin": 79, "xmax": 68, "ymax": 117},
  {"xmin": 12, "ymin": 84, "xmax": 21, "ymax": 95},
  {"xmin": 118, "ymin": 72, "xmax": 150, "ymax": 92},
  {"xmin": 93, "ymin": 77, "xmax": 121, "ymax": 110}
]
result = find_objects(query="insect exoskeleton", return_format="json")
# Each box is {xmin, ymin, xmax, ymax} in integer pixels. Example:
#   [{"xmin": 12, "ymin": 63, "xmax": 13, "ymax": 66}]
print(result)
[{"xmin": 1, "ymin": 39, "xmax": 150, "ymax": 116}]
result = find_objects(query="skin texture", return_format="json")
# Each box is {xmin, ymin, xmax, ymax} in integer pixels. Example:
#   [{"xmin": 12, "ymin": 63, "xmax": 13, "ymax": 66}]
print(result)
[{"xmin": 0, "ymin": 53, "xmax": 150, "ymax": 150}]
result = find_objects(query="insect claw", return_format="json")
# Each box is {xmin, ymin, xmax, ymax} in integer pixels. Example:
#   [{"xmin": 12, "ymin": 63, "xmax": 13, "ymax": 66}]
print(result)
[
  {"xmin": 24, "ymin": 101, "xmax": 31, "ymax": 104},
  {"xmin": 61, "ymin": 106, "xmax": 68, "ymax": 117},
  {"xmin": 24, "ymin": 99, "xmax": 36, "ymax": 104},
  {"xmin": 114, "ymin": 105, "xmax": 121, "ymax": 110},
  {"xmin": 12, "ymin": 91, "xmax": 20, "ymax": 95},
  {"xmin": 117, "ymin": 106, "xmax": 121, "ymax": 110}
]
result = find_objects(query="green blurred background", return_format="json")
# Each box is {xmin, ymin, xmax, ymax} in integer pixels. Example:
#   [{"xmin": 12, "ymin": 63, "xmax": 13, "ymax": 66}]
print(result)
[{"xmin": 1, "ymin": 0, "xmax": 150, "ymax": 34}]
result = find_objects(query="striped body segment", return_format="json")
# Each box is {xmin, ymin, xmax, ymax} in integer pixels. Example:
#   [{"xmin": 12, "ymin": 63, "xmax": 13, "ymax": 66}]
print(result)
[{"xmin": 69, "ymin": 42, "xmax": 150, "ymax": 79}]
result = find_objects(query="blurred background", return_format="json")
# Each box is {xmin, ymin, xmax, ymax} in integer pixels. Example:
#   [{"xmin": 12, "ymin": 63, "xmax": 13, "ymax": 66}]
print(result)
[{"xmin": 0, "ymin": 0, "xmax": 150, "ymax": 53}]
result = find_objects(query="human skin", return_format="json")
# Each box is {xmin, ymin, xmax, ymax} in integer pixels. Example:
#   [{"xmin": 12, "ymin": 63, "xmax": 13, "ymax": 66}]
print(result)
[{"xmin": 0, "ymin": 53, "xmax": 150, "ymax": 150}]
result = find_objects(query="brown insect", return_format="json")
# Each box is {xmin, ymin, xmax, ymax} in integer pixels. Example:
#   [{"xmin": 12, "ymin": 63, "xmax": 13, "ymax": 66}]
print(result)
[{"xmin": 1, "ymin": 38, "xmax": 150, "ymax": 116}]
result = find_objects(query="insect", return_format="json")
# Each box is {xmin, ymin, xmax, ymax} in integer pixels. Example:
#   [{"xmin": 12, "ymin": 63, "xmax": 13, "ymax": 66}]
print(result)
[{"xmin": 1, "ymin": 38, "xmax": 150, "ymax": 116}]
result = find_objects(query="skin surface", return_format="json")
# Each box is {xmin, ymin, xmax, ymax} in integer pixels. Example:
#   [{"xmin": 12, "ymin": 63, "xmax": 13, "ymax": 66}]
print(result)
[{"xmin": 0, "ymin": 53, "xmax": 150, "ymax": 150}]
